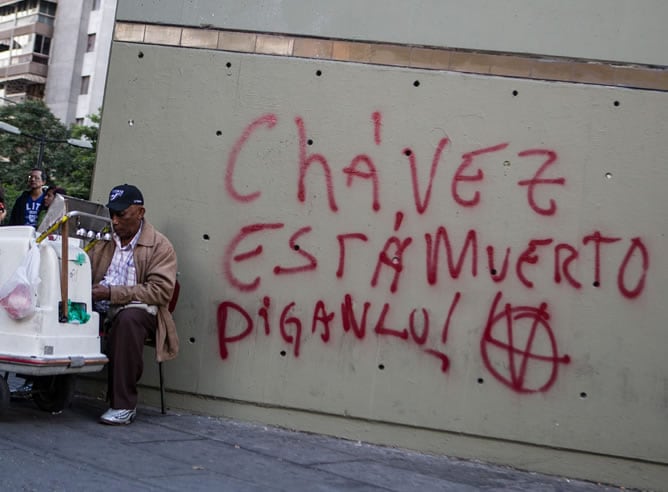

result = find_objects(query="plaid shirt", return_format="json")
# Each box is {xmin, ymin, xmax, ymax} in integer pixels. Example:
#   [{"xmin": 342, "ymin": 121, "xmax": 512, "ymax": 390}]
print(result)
[
  {"xmin": 95, "ymin": 222, "xmax": 143, "ymax": 312},
  {"xmin": 105, "ymin": 223, "xmax": 143, "ymax": 287}
]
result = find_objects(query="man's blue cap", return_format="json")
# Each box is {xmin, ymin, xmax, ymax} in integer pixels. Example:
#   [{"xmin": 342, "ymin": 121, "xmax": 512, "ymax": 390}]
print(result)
[{"xmin": 106, "ymin": 184, "xmax": 144, "ymax": 212}]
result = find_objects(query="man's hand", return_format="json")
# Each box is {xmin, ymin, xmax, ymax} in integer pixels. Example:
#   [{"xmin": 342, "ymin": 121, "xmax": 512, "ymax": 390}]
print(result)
[{"xmin": 92, "ymin": 283, "xmax": 111, "ymax": 302}]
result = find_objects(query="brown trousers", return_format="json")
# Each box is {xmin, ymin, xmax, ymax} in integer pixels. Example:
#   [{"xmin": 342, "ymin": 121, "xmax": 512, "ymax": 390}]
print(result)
[{"xmin": 105, "ymin": 307, "xmax": 157, "ymax": 409}]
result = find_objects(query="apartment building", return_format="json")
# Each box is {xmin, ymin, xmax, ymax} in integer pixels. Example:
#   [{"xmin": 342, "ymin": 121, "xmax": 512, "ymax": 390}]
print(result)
[{"xmin": 0, "ymin": 0, "xmax": 116, "ymax": 125}]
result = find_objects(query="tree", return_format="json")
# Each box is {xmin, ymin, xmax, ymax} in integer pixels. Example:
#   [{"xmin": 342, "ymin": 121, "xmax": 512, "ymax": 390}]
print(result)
[
  {"xmin": 66, "ymin": 110, "xmax": 99, "ymax": 198},
  {"xmin": 0, "ymin": 100, "xmax": 98, "ymax": 209}
]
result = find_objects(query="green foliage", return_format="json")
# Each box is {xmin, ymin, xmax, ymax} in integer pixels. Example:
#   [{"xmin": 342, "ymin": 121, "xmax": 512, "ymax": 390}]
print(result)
[
  {"xmin": 0, "ymin": 101, "xmax": 98, "ymax": 211},
  {"xmin": 66, "ymin": 111, "xmax": 99, "ymax": 199}
]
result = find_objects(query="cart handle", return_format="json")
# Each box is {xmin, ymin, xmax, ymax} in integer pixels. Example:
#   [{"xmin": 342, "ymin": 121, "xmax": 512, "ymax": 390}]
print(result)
[
  {"xmin": 36, "ymin": 211, "xmax": 112, "ymax": 245},
  {"xmin": 35, "ymin": 211, "xmax": 112, "ymax": 322}
]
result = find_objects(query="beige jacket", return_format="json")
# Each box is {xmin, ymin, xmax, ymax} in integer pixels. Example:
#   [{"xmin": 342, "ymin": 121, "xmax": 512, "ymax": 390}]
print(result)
[{"xmin": 88, "ymin": 220, "xmax": 179, "ymax": 362}]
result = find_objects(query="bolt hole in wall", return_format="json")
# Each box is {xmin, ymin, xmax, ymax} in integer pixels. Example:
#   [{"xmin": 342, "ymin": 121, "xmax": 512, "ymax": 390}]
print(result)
[
  {"xmin": 189, "ymin": 337, "xmax": 196, "ymax": 344},
  {"xmin": 605, "ymin": 172, "xmax": 613, "ymax": 179},
  {"xmin": 138, "ymin": 51, "xmax": 144, "ymax": 58},
  {"xmin": 614, "ymin": 100, "xmax": 620, "ymax": 107},
  {"xmin": 512, "ymin": 89, "xmax": 519, "ymax": 96},
  {"xmin": 226, "ymin": 62, "xmax": 231, "ymax": 68},
  {"xmin": 216, "ymin": 130, "xmax": 222, "ymax": 136},
  {"xmin": 203, "ymin": 234, "xmax": 210, "ymax": 240},
  {"xmin": 580, "ymin": 392, "xmax": 588, "ymax": 399},
  {"xmin": 378, "ymin": 364, "xmax": 385, "ymax": 370},
  {"xmin": 593, "ymin": 281, "xmax": 600, "ymax": 287},
  {"xmin": 280, "ymin": 350, "xmax": 286, "ymax": 357},
  {"xmin": 478, "ymin": 378, "xmax": 484, "ymax": 384},
  {"xmin": 307, "ymin": 139, "xmax": 313, "ymax": 146},
  {"xmin": 128, "ymin": 119, "xmax": 134, "ymax": 127},
  {"xmin": 413, "ymin": 80, "xmax": 420, "ymax": 87},
  {"xmin": 293, "ymin": 244, "xmax": 300, "ymax": 251},
  {"xmin": 315, "ymin": 70, "xmax": 322, "ymax": 76}
]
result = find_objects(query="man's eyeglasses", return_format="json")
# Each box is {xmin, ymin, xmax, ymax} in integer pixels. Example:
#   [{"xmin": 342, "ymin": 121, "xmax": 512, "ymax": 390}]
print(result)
[{"xmin": 27, "ymin": 175, "xmax": 43, "ymax": 181}]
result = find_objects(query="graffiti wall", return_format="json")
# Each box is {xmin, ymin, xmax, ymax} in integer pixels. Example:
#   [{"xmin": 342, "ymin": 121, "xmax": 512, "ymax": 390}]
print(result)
[{"xmin": 93, "ymin": 6, "xmax": 668, "ymax": 487}]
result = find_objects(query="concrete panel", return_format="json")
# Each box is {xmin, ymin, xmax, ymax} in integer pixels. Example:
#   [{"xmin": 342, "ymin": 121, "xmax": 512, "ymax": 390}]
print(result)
[
  {"xmin": 94, "ymin": 41, "xmax": 668, "ymax": 483},
  {"xmin": 116, "ymin": 0, "xmax": 668, "ymax": 67}
]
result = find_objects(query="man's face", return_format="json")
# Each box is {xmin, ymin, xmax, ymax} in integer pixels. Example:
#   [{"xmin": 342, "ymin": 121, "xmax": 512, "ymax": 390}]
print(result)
[
  {"xmin": 27, "ymin": 171, "xmax": 44, "ymax": 190},
  {"xmin": 110, "ymin": 204, "xmax": 144, "ymax": 243}
]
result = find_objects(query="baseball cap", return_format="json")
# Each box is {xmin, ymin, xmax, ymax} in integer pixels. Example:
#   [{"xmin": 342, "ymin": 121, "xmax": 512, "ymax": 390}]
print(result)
[{"xmin": 106, "ymin": 184, "xmax": 144, "ymax": 212}]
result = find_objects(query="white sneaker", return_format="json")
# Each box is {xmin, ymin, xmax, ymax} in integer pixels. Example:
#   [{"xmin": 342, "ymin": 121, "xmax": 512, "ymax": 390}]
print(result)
[{"xmin": 99, "ymin": 408, "xmax": 136, "ymax": 425}]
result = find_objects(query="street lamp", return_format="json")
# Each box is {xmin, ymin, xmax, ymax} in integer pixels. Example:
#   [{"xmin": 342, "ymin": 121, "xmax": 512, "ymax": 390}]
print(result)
[{"xmin": 0, "ymin": 120, "xmax": 92, "ymax": 169}]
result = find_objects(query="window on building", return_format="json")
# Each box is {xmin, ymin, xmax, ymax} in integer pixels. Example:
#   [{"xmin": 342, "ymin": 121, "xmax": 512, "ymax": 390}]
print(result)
[
  {"xmin": 39, "ymin": 1, "xmax": 57, "ymax": 16},
  {"xmin": 86, "ymin": 33, "xmax": 96, "ymax": 52},
  {"xmin": 80, "ymin": 75, "xmax": 90, "ymax": 95},
  {"xmin": 75, "ymin": 118, "xmax": 84, "ymax": 125},
  {"xmin": 0, "ymin": 5, "xmax": 16, "ymax": 25},
  {"xmin": 34, "ymin": 34, "xmax": 51, "ymax": 55},
  {"xmin": 26, "ymin": 84, "xmax": 44, "ymax": 98},
  {"xmin": 17, "ymin": 0, "xmax": 39, "ymax": 18}
]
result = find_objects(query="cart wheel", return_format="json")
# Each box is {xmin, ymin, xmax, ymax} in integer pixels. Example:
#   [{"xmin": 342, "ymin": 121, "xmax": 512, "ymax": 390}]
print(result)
[
  {"xmin": 32, "ymin": 375, "xmax": 76, "ymax": 413},
  {"xmin": 0, "ymin": 377, "xmax": 9, "ymax": 416}
]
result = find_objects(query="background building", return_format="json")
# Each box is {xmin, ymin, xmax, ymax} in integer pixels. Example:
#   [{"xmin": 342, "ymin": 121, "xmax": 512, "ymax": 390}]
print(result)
[{"xmin": 0, "ymin": 0, "xmax": 116, "ymax": 125}]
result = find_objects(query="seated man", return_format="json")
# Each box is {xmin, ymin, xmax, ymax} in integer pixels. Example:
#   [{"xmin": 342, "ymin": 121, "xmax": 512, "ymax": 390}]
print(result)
[{"xmin": 89, "ymin": 184, "xmax": 178, "ymax": 425}]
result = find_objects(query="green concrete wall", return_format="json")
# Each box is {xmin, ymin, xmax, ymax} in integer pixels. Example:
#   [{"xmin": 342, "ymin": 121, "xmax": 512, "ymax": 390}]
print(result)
[{"xmin": 92, "ymin": 2, "xmax": 668, "ymax": 490}]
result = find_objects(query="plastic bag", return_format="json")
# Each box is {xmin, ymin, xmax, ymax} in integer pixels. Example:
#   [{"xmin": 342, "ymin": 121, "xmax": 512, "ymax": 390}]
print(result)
[
  {"xmin": 67, "ymin": 300, "xmax": 91, "ymax": 324},
  {"xmin": 0, "ymin": 245, "xmax": 41, "ymax": 320}
]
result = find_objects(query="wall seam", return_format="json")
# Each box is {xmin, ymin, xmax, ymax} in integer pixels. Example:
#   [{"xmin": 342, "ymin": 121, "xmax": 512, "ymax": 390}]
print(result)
[{"xmin": 113, "ymin": 21, "xmax": 668, "ymax": 92}]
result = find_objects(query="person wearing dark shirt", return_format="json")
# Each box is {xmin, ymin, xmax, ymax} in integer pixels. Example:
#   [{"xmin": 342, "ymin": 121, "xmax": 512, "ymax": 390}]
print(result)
[
  {"xmin": 6, "ymin": 171, "xmax": 48, "ymax": 398},
  {"xmin": 9, "ymin": 168, "xmax": 46, "ymax": 227}
]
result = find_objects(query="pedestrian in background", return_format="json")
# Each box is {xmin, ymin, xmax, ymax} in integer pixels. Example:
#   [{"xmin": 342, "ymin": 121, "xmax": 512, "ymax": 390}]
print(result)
[
  {"xmin": 0, "ymin": 196, "xmax": 6, "ymax": 224},
  {"xmin": 0, "ymin": 184, "xmax": 5, "ymax": 223},
  {"xmin": 9, "ymin": 168, "xmax": 46, "ymax": 227},
  {"xmin": 36, "ymin": 185, "xmax": 66, "ymax": 229},
  {"xmin": 42, "ymin": 185, "xmax": 66, "ymax": 209}
]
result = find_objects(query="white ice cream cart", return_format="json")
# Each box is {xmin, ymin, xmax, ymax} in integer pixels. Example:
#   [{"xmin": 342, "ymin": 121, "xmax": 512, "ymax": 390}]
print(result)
[{"xmin": 0, "ymin": 197, "xmax": 111, "ymax": 414}]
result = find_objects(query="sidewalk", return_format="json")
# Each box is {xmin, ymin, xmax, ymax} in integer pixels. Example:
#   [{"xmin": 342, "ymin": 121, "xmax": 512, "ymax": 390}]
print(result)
[{"xmin": 0, "ymin": 382, "xmax": 631, "ymax": 491}]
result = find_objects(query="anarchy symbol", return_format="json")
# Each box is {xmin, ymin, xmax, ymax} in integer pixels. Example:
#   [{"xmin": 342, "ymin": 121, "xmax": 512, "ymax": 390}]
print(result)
[{"xmin": 480, "ymin": 292, "xmax": 571, "ymax": 393}]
